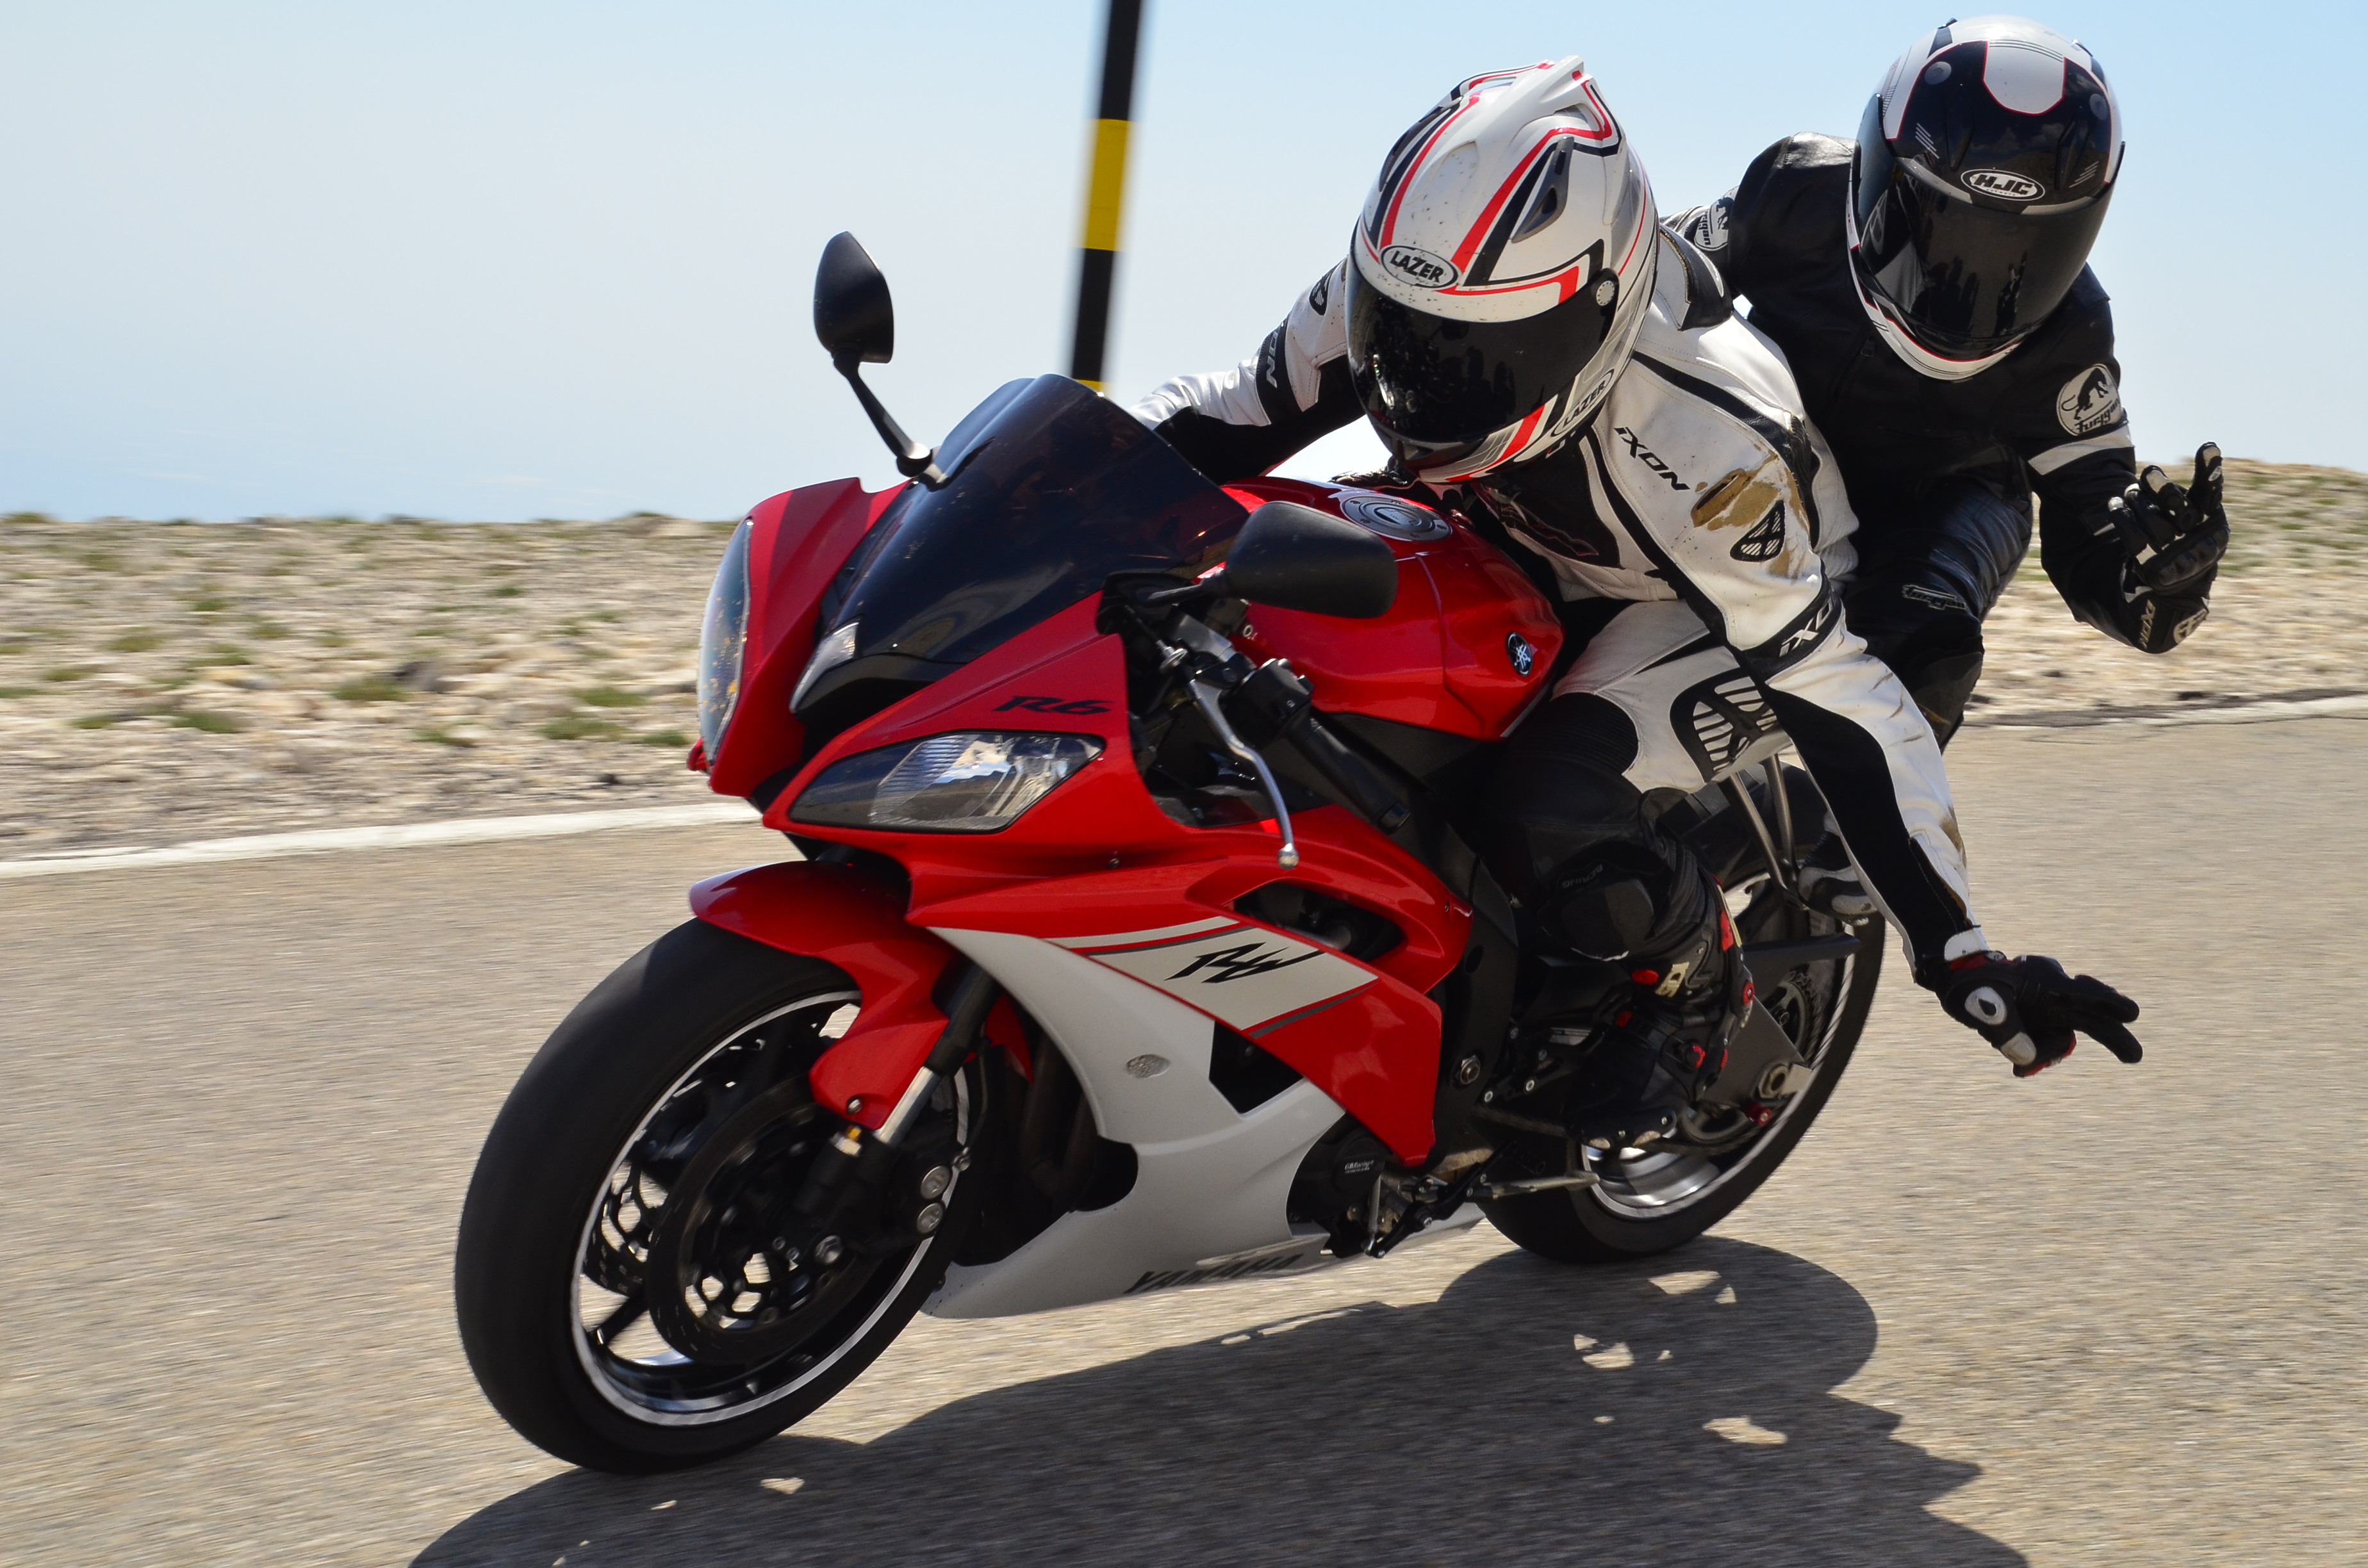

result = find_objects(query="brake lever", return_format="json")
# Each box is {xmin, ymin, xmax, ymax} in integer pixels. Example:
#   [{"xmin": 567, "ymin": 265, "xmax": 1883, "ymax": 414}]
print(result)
[{"xmin": 1189, "ymin": 678, "xmax": 1299, "ymax": 869}]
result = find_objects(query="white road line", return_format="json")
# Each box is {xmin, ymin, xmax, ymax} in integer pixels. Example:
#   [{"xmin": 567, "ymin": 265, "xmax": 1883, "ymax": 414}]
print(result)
[
  {"xmin": 7, "ymin": 694, "xmax": 2364, "ymax": 883},
  {"xmin": 1974, "ymin": 692, "xmax": 2368, "ymax": 731},
  {"xmin": 0, "ymin": 800, "xmax": 759, "ymax": 881}
]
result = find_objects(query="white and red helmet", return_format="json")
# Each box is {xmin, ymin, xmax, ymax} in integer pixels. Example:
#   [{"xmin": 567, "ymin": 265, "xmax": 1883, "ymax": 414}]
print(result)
[
  {"xmin": 1345, "ymin": 59, "xmax": 1656, "ymax": 482},
  {"xmin": 1848, "ymin": 16, "xmax": 2125, "ymax": 380}
]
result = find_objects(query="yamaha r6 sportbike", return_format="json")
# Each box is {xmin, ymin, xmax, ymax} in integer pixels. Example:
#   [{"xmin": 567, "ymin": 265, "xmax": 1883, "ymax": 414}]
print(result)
[{"xmin": 454, "ymin": 234, "xmax": 1881, "ymax": 1473}]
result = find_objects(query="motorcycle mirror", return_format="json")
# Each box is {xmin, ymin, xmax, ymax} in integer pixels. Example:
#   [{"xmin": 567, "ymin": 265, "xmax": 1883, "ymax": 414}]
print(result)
[
  {"xmin": 1218, "ymin": 501, "xmax": 1399, "ymax": 619},
  {"xmin": 814, "ymin": 231, "xmax": 895, "ymax": 366},
  {"xmin": 812, "ymin": 232, "xmax": 944, "ymax": 485}
]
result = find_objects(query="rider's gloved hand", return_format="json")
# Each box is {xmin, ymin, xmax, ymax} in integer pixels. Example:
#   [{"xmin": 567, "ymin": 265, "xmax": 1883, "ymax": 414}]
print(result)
[
  {"xmin": 1331, "ymin": 468, "xmax": 1435, "ymax": 500},
  {"xmin": 1927, "ymin": 952, "xmax": 2144, "ymax": 1077},
  {"xmin": 2109, "ymin": 442, "xmax": 2227, "ymax": 595}
]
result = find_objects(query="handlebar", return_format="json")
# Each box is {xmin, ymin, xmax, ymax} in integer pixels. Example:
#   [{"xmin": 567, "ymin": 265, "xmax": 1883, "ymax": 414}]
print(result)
[{"xmin": 1230, "ymin": 661, "xmax": 1411, "ymax": 834}]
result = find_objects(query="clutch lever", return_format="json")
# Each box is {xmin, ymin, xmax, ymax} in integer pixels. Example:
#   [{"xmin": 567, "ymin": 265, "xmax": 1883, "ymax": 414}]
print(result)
[{"xmin": 1189, "ymin": 677, "xmax": 1299, "ymax": 869}]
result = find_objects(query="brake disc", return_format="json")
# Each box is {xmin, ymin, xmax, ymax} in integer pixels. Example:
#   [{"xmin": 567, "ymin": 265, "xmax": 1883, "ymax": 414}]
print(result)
[{"xmin": 641, "ymin": 1081, "xmax": 880, "ymax": 1366}]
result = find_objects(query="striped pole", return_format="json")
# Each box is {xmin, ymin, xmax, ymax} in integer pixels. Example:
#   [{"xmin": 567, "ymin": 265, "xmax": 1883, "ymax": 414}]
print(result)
[{"xmin": 1068, "ymin": 0, "xmax": 1143, "ymax": 390}]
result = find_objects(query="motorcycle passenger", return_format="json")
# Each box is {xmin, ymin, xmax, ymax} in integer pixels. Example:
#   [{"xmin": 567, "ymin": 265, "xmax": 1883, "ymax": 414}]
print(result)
[
  {"xmin": 1131, "ymin": 58, "xmax": 2142, "ymax": 1147},
  {"xmin": 1670, "ymin": 15, "xmax": 2227, "ymax": 753}
]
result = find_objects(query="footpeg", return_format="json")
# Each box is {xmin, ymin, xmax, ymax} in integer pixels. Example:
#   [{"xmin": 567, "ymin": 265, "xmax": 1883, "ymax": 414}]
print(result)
[{"xmin": 1476, "ymin": 1170, "xmax": 1599, "ymax": 1199}]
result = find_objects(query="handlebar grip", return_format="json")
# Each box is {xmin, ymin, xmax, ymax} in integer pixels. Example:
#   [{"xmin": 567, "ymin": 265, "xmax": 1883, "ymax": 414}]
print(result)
[
  {"xmin": 1289, "ymin": 707, "xmax": 1413, "ymax": 833},
  {"xmin": 1233, "ymin": 661, "xmax": 1411, "ymax": 833}
]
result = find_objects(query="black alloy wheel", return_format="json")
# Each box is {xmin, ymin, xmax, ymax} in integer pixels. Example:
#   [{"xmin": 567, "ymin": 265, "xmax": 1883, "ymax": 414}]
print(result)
[
  {"xmin": 1482, "ymin": 869, "xmax": 1883, "ymax": 1262},
  {"xmin": 456, "ymin": 919, "xmax": 989, "ymax": 1473}
]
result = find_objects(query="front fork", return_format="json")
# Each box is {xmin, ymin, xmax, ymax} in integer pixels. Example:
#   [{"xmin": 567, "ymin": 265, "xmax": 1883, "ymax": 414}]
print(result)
[{"xmin": 790, "ymin": 964, "xmax": 998, "ymax": 1242}]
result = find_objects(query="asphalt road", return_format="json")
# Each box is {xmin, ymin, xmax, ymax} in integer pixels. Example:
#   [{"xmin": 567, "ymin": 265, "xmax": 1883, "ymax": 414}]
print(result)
[{"xmin": 6, "ymin": 717, "xmax": 2365, "ymax": 1567}]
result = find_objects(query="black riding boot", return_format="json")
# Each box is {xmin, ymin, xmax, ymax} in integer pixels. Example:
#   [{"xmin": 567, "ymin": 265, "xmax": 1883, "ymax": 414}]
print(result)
[
  {"xmin": 1483, "ymin": 694, "xmax": 1754, "ymax": 1152},
  {"xmin": 1550, "ymin": 854, "xmax": 1751, "ymax": 1150}
]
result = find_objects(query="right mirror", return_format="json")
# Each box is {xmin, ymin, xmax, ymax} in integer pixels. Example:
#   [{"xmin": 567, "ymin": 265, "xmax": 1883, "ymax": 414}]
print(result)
[
  {"xmin": 814, "ymin": 231, "xmax": 895, "ymax": 366},
  {"xmin": 1222, "ymin": 500, "xmax": 1399, "ymax": 619}
]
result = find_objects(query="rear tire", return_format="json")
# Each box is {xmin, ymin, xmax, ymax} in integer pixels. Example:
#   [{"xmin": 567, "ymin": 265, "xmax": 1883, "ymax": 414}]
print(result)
[
  {"xmin": 1483, "ymin": 906, "xmax": 1882, "ymax": 1263},
  {"xmin": 454, "ymin": 919, "xmax": 985, "ymax": 1473}
]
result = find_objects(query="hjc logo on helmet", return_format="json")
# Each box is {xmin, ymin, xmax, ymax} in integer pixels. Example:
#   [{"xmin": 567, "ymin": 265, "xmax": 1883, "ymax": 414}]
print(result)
[
  {"xmin": 1379, "ymin": 245, "xmax": 1459, "ymax": 289},
  {"xmin": 1962, "ymin": 168, "xmax": 2043, "ymax": 201}
]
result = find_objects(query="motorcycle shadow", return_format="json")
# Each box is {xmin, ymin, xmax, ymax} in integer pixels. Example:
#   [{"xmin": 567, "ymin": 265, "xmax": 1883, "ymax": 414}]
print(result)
[{"xmin": 418, "ymin": 1236, "xmax": 2019, "ymax": 1567}]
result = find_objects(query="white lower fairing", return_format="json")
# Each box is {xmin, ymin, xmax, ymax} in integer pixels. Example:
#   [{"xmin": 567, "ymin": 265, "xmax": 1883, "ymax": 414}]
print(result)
[{"xmin": 921, "ymin": 927, "xmax": 1349, "ymax": 1318}]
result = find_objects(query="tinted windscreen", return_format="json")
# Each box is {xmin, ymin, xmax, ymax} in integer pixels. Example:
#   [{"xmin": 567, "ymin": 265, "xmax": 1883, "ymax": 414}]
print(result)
[{"xmin": 819, "ymin": 375, "xmax": 1246, "ymax": 687}]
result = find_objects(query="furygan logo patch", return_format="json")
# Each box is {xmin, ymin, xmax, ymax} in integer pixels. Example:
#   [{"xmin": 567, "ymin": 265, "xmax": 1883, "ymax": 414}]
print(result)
[
  {"xmin": 2055, "ymin": 364, "xmax": 2122, "ymax": 436},
  {"xmin": 1380, "ymin": 244, "xmax": 1459, "ymax": 289}
]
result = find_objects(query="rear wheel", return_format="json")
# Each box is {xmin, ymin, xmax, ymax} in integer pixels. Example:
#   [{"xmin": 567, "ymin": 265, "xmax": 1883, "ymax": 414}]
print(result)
[
  {"xmin": 454, "ymin": 920, "xmax": 986, "ymax": 1473},
  {"xmin": 1482, "ymin": 881, "xmax": 1882, "ymax": 1263}
]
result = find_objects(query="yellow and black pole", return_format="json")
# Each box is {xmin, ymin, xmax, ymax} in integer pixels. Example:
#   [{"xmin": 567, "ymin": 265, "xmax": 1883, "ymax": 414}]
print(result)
[{"xmin": 1068, "ymin": 0, "xmax": 1144, "ymax": 391}]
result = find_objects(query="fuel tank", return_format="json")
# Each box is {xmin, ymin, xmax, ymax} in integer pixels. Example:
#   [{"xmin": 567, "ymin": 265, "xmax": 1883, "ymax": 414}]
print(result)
[{"xmin": 1222, "ymin": 479, "xmax": 1563, "ymax": 740}]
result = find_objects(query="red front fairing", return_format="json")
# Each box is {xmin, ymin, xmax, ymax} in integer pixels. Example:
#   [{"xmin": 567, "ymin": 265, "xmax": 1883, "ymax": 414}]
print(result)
[
  {"xmin": 694, "ymin": 475, "xmax": 1547, "ymax": 1164},
  {"xmin": 704, "ymin": 479, "xmax": 907, "ymax": 801}
]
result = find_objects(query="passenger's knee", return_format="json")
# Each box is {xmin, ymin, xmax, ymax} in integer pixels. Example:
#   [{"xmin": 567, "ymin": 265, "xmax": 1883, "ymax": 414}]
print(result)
[{"xmin": 1846, "ymin": 585, "xmax": 1985, "ymax": 742}]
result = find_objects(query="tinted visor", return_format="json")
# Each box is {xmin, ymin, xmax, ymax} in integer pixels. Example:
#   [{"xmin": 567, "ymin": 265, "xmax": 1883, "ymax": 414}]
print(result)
[
  {"xmin": 1344, "ymin": 261, "xmax": 1616, "ymax": 446},
  {"xmin": 1855, "ymin": 108, "xmax": 2110, "ymax": 357}
]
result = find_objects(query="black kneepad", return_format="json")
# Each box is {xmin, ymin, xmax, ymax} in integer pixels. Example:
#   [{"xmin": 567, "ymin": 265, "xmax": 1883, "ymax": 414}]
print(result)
[{"xmin": 1846, "ymin": 583, "xmax": 1986, "ymax": 740}]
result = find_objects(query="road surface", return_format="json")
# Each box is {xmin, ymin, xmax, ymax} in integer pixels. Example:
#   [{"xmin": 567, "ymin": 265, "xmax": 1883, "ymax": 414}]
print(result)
[{"xmin": 5, "ymin": 718, "xmax": 2364, "ymax": 1566}]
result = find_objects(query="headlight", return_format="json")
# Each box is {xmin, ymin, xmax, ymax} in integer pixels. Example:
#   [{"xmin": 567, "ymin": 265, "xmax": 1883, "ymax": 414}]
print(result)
[
  {"xmin": 790, "ymin": 731, "xmax": 1103, "ymax": 833},
  {"xmin": 696, "ymin": 520, "xmax": 752, "ymax": 755}
]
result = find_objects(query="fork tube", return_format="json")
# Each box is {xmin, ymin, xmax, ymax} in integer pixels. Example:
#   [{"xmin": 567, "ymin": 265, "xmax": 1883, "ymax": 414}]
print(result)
[
  {"xmin": 794, "ymin": 965, "xmax": 996, "ymax": 1220},
  {"xmin": 1722, "ymin": 775, "xmax": 1789, "ymax": 893},
  {"xmin": 1763, "ymin": 755, "xmax": 1798, "ymax": 881}
]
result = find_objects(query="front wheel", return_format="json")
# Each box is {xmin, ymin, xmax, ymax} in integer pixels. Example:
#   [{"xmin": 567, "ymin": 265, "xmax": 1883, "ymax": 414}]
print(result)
[{"xmin": 454, "ymin": 920, "xmax": 986, "ymax": 1473}]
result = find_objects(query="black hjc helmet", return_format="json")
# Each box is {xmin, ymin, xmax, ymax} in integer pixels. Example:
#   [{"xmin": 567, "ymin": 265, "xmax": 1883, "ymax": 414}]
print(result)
[{"xmin": 1848, "ymin": 15, "xmax": 2123, "ymax": 379}]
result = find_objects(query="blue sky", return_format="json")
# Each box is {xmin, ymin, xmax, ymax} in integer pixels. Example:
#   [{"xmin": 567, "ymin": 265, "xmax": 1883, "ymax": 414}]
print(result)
[{"xmin": 1, "ymin": 1, "xmax": 2357, "ymax": 519}]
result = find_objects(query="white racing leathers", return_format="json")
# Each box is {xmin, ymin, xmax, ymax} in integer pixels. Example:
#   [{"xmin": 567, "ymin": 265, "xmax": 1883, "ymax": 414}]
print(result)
[{"xmin": 1133, "ymin": 232, "xmax": 1990, "ymax": 972}]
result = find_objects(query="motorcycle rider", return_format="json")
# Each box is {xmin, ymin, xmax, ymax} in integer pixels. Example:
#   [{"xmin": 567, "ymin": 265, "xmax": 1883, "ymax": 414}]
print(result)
[
  {"xmin": 1131, "ymin": 58, "xmax": 2141, "ymax": 1147},
  {"xmin": 1671, "ymin": 15, "xmax": 2228, "ymax": 757}
]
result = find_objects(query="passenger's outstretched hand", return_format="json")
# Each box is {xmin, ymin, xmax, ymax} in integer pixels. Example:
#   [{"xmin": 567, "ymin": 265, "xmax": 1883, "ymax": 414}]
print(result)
[{"xmin": 2109, "ymin": 441, "xmax": 2227, "ymax": 593}]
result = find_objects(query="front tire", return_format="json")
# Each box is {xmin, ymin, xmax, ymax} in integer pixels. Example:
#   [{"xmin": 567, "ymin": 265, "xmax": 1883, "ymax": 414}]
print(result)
[{"xmin": 454, "ymin": 919, "xmax": 983, "ymax": 1473}]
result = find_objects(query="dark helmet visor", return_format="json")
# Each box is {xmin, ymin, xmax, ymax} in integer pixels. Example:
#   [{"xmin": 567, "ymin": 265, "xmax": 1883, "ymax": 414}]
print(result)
[
  {"xmin": 1854, "ymin": 99, "xmax": 2112, "ymax": 358},
  {"xmin": 1344, "ymin": 261, "xmax": 1618, "ymax": 446}
]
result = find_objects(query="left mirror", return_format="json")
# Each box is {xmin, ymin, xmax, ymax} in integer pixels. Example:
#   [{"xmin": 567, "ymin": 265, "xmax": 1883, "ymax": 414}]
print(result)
[
  {"xmin": 1221, "ymin": 500, "xmax": 1399, "ymax": 618},
  {"xmin": 814, "ymin": 231, "xmax": 894, "ymax": 366}
]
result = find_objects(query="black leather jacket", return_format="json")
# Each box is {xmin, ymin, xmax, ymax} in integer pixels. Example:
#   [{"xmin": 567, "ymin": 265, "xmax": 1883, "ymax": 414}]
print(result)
[{"xmin": 1673, "ymin": 135, "xmax": 2212, "ymax": 652}]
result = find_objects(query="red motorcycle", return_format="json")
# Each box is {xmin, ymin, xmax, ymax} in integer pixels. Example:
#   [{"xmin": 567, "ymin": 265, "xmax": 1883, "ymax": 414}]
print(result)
[{"xmin": 454, "ymin": 235, "xmax": 1880, "ymax": 1473}]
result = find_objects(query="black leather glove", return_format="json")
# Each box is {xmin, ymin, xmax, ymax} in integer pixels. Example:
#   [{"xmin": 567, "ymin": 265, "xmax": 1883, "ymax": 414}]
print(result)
[
  {"xmin": 1331, "ymin": 468, "xmax": 1432, "ymax": 498},
  {"xmin": 2109, "ymin": 442, "xmax": 2227, "ymax": 594},
  {"xmin": 1927, "ymin": 952, "xmax": 2144, "ymax": 1078}
]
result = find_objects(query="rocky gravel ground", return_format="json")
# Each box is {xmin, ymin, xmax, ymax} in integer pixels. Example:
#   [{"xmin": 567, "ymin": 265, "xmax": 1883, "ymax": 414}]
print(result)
[
  {"xmin": 2, "ymin": 460, "xmax": 2363, "ymax": 855},
  {"xmin": 1973, "ymin": 460, "xmax": 2368, "ymax": 721}
]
